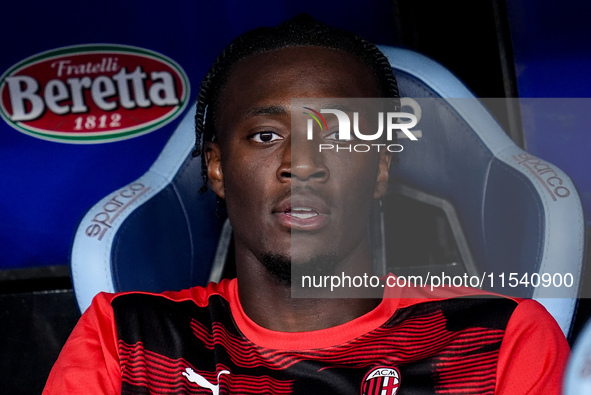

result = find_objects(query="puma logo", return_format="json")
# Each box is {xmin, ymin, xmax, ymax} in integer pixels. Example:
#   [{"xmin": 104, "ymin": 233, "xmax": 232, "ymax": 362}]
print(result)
[{"xmin": 182, "ymin": 367, "xmax": 230, "ymax": 395}]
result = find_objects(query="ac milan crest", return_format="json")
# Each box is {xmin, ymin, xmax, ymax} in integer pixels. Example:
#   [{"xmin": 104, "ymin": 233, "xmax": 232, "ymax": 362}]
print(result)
[{"xmin": 361, "ymin": 366, "xmax": 401, "ymax": 395}]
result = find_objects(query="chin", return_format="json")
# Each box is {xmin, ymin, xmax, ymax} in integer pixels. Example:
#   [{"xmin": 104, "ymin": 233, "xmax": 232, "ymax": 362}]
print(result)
[{"xmin": 260, "ymin": 251, "xmax": 340, "ymax": 286}]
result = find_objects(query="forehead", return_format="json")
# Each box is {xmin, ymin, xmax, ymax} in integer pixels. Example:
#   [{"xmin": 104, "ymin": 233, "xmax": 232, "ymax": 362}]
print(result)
[{"xmin": 215, "ymin": 46, "xmax": 380, "ymax": 129}]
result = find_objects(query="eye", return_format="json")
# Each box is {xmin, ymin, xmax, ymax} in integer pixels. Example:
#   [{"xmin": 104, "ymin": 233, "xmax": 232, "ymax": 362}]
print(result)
[
  {"xmin": 325, "ymin": 130, "xmax": 353, "ymax": 142},
  {"xmin": 250, "ymin": 131, "xmax": 283, "ymax": 143}
]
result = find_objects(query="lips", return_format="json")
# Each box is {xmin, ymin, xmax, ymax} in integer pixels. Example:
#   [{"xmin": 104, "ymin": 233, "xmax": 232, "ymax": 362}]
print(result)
[
  {"xmin": 287, "ymin": 207, "xmax": 319, "ymax": 219},
  {"xmin": 273, "ymin": 195, "xmax": 330, "ymax": 231}
]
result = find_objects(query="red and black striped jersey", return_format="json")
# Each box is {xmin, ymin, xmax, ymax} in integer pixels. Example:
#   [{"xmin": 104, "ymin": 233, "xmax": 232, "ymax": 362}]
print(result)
[{"xmin": 44, "ymin": 278, "xmax": 569, "ymax": 394}]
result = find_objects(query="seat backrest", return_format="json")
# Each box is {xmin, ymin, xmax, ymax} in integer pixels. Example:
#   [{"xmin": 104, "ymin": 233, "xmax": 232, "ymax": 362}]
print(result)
[
  {"xmin": 71, "ymin": 108, "xmax": 226, "ymax": 312},
  {"xmin": 381, "ymin": 47, "xmax": 584, "ymax": 336},
  {"xmin": 71, "ymin": 47, "xmax": 585, "ymax": 337}
]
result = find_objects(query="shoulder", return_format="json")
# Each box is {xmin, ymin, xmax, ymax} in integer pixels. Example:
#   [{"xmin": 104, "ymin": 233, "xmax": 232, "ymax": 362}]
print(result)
[
  {"xmin": 395, "ymin": 283, "xmax": 521, "ymax": 322},
  {"xmin": 78, "ymin": 278, "xmax": 237, "ymax": 336},
  {"xmin": 98, "ymin": 277, "xmax": 237, "ymax": 309},
  {"xmin": 101, "ymin": 278, "xmax": 237, "ymax": 324},
  {"xmin": 394, "ymin": 284, "xmax": 565, "ymax": 337},
  {"xmin": 392, "ymin": 286, "xmax": 569, "ymax": 392}
]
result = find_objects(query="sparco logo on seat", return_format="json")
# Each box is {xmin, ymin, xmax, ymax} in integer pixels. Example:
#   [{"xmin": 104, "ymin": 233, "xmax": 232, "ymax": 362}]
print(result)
[{"xmin": 0, "ymin": 44, "xmax": 189, "ymax": 143}]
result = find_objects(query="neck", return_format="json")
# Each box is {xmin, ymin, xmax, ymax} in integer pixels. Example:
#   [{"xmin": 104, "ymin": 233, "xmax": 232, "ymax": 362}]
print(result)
[{"xmin": 235, "ymin": 239, "xmax": 381, "ymax": 332}]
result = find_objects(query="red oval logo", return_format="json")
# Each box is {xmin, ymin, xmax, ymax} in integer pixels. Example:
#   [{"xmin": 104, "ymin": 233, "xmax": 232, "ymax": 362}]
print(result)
[{"xmin": 0, "ymin": 44, "xmax": 190, "ymax": 143}]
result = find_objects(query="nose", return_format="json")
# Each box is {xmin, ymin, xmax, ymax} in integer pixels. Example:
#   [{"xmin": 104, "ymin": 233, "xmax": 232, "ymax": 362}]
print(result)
[{"xmin": 277, "ymin": 135, "xmax": 329, "ymax": 182}]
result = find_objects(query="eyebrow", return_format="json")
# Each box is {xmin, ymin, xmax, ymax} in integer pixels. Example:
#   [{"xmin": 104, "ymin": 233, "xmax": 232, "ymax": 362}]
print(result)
[
  {"xmin": 245, "ymin": 105, "xmax": 288, "ymax": 118},
  {"xmin": 319, "ymin": 103, "xmax": 355, "ymax": 112}
]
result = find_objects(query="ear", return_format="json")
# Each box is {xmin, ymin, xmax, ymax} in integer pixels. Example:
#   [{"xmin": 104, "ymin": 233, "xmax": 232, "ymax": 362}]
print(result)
[
  {"xmin": 373, "ymin": 150, "xmax": 392, "ymax": 199},
  {"xmin": 205, "ymin": 141, "xmax": 225, "ymax": 199}
]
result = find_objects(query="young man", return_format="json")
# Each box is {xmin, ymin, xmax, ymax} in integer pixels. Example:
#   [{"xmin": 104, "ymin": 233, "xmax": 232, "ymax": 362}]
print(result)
[{"xmin": 44, "ymin": 15, "xmax": 569, "ymax": 394}]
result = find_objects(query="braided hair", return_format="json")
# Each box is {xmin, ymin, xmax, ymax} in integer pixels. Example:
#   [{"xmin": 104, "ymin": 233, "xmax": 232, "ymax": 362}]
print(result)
[{"xmin": 194, "ymin": 14, "xmax": 400, "ymax": 191}]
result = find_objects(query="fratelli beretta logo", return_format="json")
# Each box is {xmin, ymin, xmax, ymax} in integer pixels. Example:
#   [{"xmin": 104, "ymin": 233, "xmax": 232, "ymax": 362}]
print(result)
[{"xmin": 0, "ymin": 44, "xmax": 189, "ymax": 143}]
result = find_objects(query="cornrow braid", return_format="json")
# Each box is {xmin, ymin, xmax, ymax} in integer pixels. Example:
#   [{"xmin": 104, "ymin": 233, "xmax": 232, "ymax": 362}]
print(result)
[{"xmin": 194, "ymin": 14, "xmax": 400, "ymax": 192}]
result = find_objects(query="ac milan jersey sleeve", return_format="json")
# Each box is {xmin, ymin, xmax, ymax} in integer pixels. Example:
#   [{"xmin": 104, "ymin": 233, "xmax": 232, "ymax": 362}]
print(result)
[
  {"xmin": 494, "ymin": 299, "xmax": 569, "ymax": 394},
  {"xmin": 43, "ymin": 280, "xmax": 570, "ymax": 394},
  {"xmin": 43, "ymin": 292, "xmax": 122, "ymax": 394}
]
